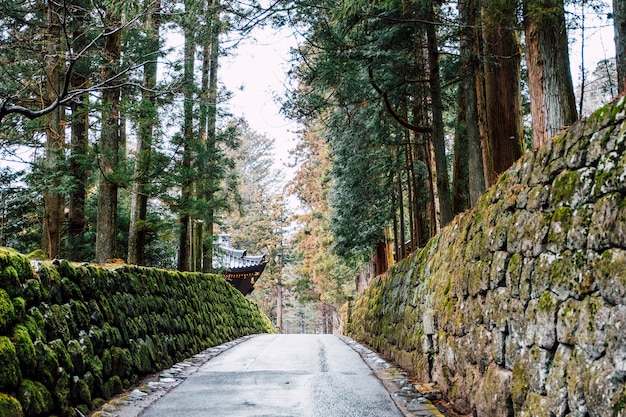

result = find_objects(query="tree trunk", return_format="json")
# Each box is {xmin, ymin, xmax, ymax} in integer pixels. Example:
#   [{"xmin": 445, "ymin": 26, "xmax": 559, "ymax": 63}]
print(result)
[
  {"xmin": 615, "ymin": 0, "xmax": 626, "ymax": 94},
  {"xmin": 425, "ymin": 9, "xmax": 453, "ymax": 227},
  {"xmin": 177, "ymin": 15, "xmax": 195, "ymax": 272},
  {"xmin": 42, "ymin": 2, "xmax": 66, "ymax": 260},
  {"xmin": 201, "ymin": 0, "xmax": 220, "ymax": 273},
  {"xmin": 128, "ymin": 0, "xmax": 161, "ymax": 265},
  {"xmin": 452, "ymin": 86, "xmax": 470, "ymax": 214},
  {"xmin": 482, "ymin": 0, "xmax": 524, "ymax": 178},
  {"xmin": 459, "ymin": 0, "xmax": 486, "ymax": 207},
  {"xmin": 524, "ymin": 0, "xmax": 577, "ymax": 148},
  {"xmin": 95, "ymin": 10, "xmax": 122, "ymax": 263}
]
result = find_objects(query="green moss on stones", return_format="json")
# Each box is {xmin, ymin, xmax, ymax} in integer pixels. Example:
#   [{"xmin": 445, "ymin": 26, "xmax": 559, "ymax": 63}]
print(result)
[
  {"xmin": 101, "ymin": 376, "xmax": 123, "ymax": 399},
  {"xmin": 22, "ymin": 280, "xmax": 42, "ymax": 305},
  {"xmin": 0, "ymin": 336, "xmax": 21, "ymax": 391},
  {"xmin": 0, "ymin": 288, "xmax": 16, "ymax": 333},
  {"xmin": 17, "ymin": 379, "xmax": 53, "ymax": 417},
  {"xmin": 69, "ymin": 377, "xmax": 91, "ymax": 407},
  {"xmin": 0, "ymin": 393, "xmax": 23, "ymax": 417},
  {"xmin": 34, "ymin": 341, "xmax": 59, "ymax": 389},
  {"xmin": 53, "ymin": 370, "xmax": 75, "ymax": 417},
  {"xmin": 23, "ymin": 309, "xmax": 45, "ymax": 342},
  {"xmin": 12, "ymin": 325, "xmax": 36, "ymax": 374}
]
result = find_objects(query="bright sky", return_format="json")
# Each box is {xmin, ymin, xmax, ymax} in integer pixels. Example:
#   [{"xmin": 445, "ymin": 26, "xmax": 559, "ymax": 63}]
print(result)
[{"xmin": 220, "ymin": 26, "xmax": 301, "ymax": 182}]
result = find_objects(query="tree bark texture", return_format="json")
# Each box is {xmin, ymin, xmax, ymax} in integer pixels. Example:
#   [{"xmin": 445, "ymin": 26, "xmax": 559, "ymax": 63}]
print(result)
[
  {"xmin": 615, "ymin": 0, "xmax": 626, "ymax": 94},
  {"xmin": 95, "ymin": 12, "xmax": 122, "ymax": 263},
  {"xmin": 43, "ymin": 2, "xmax": 65, "ymax": 259},
  {"xmin": 459, "ymin": 0, "xmax": 486, "ymax": 208},
  {"xmin": 201, "ymin": 0, "xmax": 220, "ymax": 273},
  {"xmin": 128, "ymin": 0, "xmax": 161, "ymax": 265},
  {"xmin": 177, "ymin": 18, "xmax": 195, "ymax": 272},
  {"xmin": 68, "ymin": 0, "xmax": 90, "ymax": 259},
  {"xmin": 425, "ymin": 10, "xmax": 453, "ymax": 228},
  {"xmin": 524, "ymin": 0, "xmax": 577, "ymax": 149},
  {"xmin": 481, "ymin": 0, "xmax": 524, "ymax": 178}
]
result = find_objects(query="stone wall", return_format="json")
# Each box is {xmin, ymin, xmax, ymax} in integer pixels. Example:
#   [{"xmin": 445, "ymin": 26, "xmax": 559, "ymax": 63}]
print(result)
[
  {"xmin": 0, "ymin": 250, "xmax": 274, "ymax": 416},
  {"xmin": 346, "ymin": 97, "xmax": 626, "ymax": 416}
]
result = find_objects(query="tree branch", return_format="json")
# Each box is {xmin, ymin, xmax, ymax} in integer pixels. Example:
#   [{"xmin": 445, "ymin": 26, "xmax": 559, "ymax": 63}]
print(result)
[{"xmin": 367, "ymin": 66, "xmax": 431, "ymax": 133}]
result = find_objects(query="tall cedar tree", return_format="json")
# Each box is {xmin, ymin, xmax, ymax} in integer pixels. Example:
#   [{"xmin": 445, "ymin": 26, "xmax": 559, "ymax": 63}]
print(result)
[
  {"xmin": 458, "ymin": 0, "xmax": 486, "ymax": 206},
  {"xmin": 128, "ymin": 0, "xmax": 162, "ymax": 265},
  {"xmin": 523, "ymin": 0, "xmax": 578, "ymax": 148},
  {"xmin": 481, "ymin": 0, "xmax": 524, "ymax": 181},
  {"xmin": 616, "ymin": 0, "xmax": 626, "ymax": 94},
  {"xmin": 42, "ymin": 0, "xmax": 66, "ymax": 259},
  {"xmin": 95, "ymin": 4, "xmax": 123, "ymax": 263}
]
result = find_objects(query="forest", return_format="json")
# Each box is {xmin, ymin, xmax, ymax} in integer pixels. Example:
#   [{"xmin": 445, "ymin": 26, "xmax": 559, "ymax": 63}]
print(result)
[{"xmin": 0, "ymin": 0, "xmax": 624, "ymax": 330}]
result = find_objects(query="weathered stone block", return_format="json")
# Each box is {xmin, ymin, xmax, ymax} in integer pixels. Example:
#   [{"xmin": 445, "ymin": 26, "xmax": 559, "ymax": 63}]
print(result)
[
  {"xmin": 575, "ymin": 296, "xmax": 610, "ymax": 361},
  {"xmin": 544, "ymin": 343, "xmax": 572, "ymax": 417},
  {"xmin": 592, "ymin": 150, "xmax": 626, "ymax": 196},
  {"xmin": 566, "ymin": 204, "xmax": 593, "ymax": 250},
  {"xmin": 557, "ymin": 298, "xmax": 580, "ymax": 345},
  {"xmin": 588, "ymin": 192, "xmax": 621, "ymax": 250},
  {"xmin": 525, "ymin": 291, "xmax": 559, "ymax": 350},
  {"xmin": 549, "ymin": 168, "xmax": 595, "ymax": 209},
  {"xmin": 473, "ymin": 364, "xmax": 513, "ymax": 417}
]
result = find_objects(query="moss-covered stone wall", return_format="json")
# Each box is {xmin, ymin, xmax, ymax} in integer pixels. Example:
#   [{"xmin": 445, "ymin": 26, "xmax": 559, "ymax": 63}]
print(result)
[
  {"xmin": 346, "ymin": 97, "xmax": 626, "ymax": 416},
  {"xmin": 0, "ymin": 252, "xmax": 274, "ymax": 416}
]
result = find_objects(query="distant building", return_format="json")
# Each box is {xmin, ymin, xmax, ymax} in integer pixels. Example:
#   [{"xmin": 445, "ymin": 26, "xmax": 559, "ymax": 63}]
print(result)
[{"xmin": 213, "ymin": 234, "xmax": 267, "ymax": 295}]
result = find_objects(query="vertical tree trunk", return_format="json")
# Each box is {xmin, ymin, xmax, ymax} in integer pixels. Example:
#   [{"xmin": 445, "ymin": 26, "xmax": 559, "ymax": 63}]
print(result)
[
  {"xmin": 615, "ymin": 0, "xmax": 626, "ymax": 94},
  {"xmin": 177, "ymin": 12, "xmax": 195, "ymax": 271},
  {"xmin": 43, "ymin": 2, "xmax": 65, "ymax": 259},
  {"xmin": 201, "ymin": 0, "xmax": 220, "ymax": 273},
  {"xmin": 524, "ymin": 0, "xmax": 577, "ymax": 148},
  {"xmin": 425, "ymin": 9, "xmax": 453, "ymax": 227},
  {"xmin": 128, "ymin": 0, "xmax": 161, "ymax": 265},
  {"xmin": 459, "ymin": 0, "xmax": 486, "ymax": 207},
  {"xmin": 95, "ymin": 10, "xmax": 122, "ymax": 263},
  {"xmin": 482, "ymin": 0, "xmax": 524, "ymax": 178},
  {"xmin": 67, "ymin": 0, "xmax": 90, "ymax": 260},
  {"xmin": 452, "ymin": 86, "xmax": 470, "ymax": 214}
]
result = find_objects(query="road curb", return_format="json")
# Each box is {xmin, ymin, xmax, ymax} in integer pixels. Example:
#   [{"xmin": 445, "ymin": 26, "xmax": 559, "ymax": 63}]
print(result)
[{"xmin": 340, "ymin": 336, "xmax": 447, "ymax": 417}]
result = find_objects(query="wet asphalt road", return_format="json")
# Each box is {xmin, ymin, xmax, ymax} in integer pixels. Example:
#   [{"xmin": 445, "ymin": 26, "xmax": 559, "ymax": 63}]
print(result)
[{"xmin": 138, "ymin": 334, "xmax": 405, "ymax": 417}]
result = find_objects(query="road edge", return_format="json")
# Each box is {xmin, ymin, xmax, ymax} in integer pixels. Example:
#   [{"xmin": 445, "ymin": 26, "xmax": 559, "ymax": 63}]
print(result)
[{"xmin": 339, "ymin": 336, "xmax": 447, "ymax": 417}]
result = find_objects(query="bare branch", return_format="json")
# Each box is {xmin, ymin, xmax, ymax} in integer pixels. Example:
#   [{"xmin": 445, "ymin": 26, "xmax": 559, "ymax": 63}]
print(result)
[{"xmin": 367, "ymin": 67, "xmax": 431, "ymax": 133}]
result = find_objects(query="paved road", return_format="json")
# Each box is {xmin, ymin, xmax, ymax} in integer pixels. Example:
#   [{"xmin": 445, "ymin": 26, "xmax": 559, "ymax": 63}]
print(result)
[{"xmin": 139, "ymin": 334, "xmax": 405, "ymax": 417}]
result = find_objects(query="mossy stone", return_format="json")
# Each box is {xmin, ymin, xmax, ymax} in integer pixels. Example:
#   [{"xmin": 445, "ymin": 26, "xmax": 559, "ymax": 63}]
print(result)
[
  {"xmin": 22, "ymin": 280, "xmax": 42, "ymax": 305},
  {"xmin": 60, "ymin": 277, "xmax": 82, "ymax": 303},
  {"xmin": 37, "ymin": 267, "xmax": 62, "ymax": 304},
  {"xmin": 67, "ymin": 340, "xmax": 85, "ymax": 375},
  {"xmin": 23, "ymin": 310, "xmax": 45, "ymax": 343},
  {"xmin": 44, "ymin": 304, "xmax": 71, "ymax": 342},
  {"xmin": 12, "ymin": 297, "xmax": 25, "ymax": 320},
  {"xmin": 101, "ymin": 376, "xmax": 123, "ymax": 399},
  {"xmin": 0, "ymin": 335, "xmax": 21, "ymax": 390},
  {"xmin": 12, "ymin": 325, "xmax": 36, "ymax": 375},
  {"xmin": 110, "ymin": 346, "xmax": 132, "ymax": 377},
  {"xmin": 53, "ymin": 370, "xmax": 75, "ymax": 417},
  {"xmin": 0, "ymin": 264, "xmax": 22, "ymax": 298},
  {"xmin": 0, "ymin": 393, "xmax": 23, "ymax": 417},
  {"xmin": 17, "ymin": 379, "xmax": 54, "ymax": 417},
  {"xmin": 0, "ymin": 288, "xmax": 16, "ymax": 332},
  {"xmin": 34, "ymin": 341, "xmax": 59, "ymax": 389},
  {"xmin": 69, "ymin": 377, "xmax": 91, "ymax": 407},
  {"xmin": 69, "ymin": 300, "xmax": 90, "ymax": 330}
]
